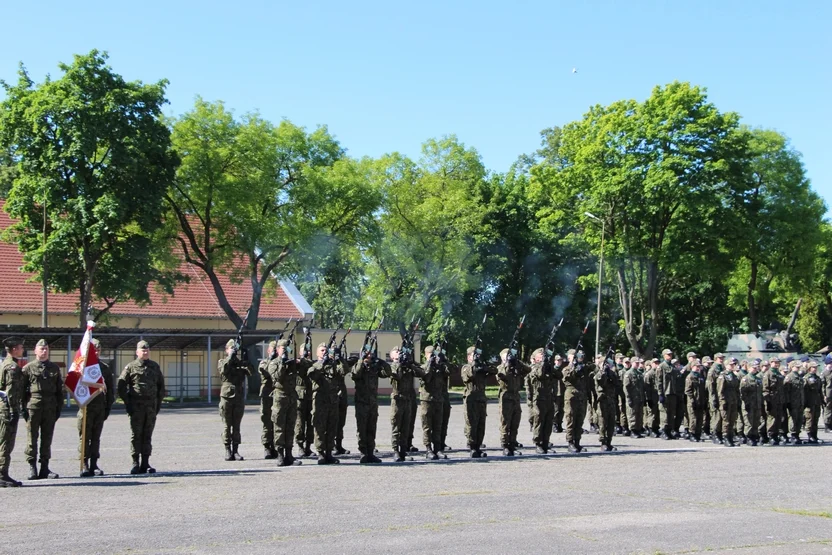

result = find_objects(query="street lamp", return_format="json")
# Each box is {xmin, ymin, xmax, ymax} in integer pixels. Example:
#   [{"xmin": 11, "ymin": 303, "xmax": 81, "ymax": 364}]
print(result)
[{"xmin": 584, "ymin": 212, "xmax": 605, "ymax": 359}]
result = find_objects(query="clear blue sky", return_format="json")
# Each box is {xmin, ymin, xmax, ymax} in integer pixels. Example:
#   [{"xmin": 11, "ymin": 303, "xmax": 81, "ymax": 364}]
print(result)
[{"xmin": 2, "ymin": 1, "xmax": 830, "ymax": 209}]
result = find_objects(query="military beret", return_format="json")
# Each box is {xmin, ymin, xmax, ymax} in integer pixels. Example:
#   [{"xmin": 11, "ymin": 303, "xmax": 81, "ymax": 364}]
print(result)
[
  {"xmin": 317, "ymin": 342, "xmax": 328, "ymax": 350},
  {"xmin": 800, "ymin": 355, "xmax": 810, "ymax": 362},
  {"xmin": 90, "ymin": 338, "xmax": 101, "ymax": 349},
  {"xmin": 466, "ymin": 346, "xmax": 476, "ymax": 355},
  {"xmin": 36, "ymin": 339, "xmax": 48, "ymax": 347},
  {"xmin": 137, "ymin": 340, "xmax": 150, "ymax": 349},
  {"xmin": 3, "ymin": 337, "xmax": 23, "ymax": 349},
  {"xmin": 268, "ymin": 340, "xmax": 277, "ymax": 349},
  {"xmin": 567, "ymin": 348, "xmax": 576, "ymax": 356},
  {"xmin": 686, "ymin": 351, "xmax": 697, "ymax": 358},
  {"xmin": 531, "ymin": 347, "xmax": 544, "ymax": 358},
  {"xmin": 714, "ymin": 353, "xmax": 725, "ymax": 359},
  {"xmin": 225, "ymin": 339, "xmax": 236, "ymax": 349},
  {"xmin": 662, "ymin": 348, "xmax": 672, "ymax": 356},
  {"xmin": 784, "ymin": 356, "xmax": 794, "ymax": 363},
  {"xmin": 277, "ymin": 339, "xmax": 289, "ymax": 347},
  {"xmin": 702, "ymin": 356, "xmax": 712, "ymax": 363},
  {"xmin": 825, "ymin": 354, "xmax": 832, "ymax": 364},
  {"xmin": 424, "ymin": 345, "xmax": 434, "ymax": 354}
]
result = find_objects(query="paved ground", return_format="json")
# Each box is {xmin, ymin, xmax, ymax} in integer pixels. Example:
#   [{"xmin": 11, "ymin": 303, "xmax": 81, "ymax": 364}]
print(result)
[{"xmin": 3, "ymin": 403, "xmax": 832, "ymax": 555}]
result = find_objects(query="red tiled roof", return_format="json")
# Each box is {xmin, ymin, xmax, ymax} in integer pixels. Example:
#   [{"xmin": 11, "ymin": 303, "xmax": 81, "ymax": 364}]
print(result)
[{"xmin": 0, "ymin": 201, "xmax": 304, "ymax": 320}]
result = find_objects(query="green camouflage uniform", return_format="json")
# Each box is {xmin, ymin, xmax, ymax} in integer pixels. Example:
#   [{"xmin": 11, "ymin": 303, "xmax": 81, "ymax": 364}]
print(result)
[
  {"xmin": 294, "ymin": 358, "xmax": 315, "ymax": 454},
  {"xmin": 739, "ymin": 371, "xmax": 761, "ymax": 443},
  {"xmin": 461, "ymin": 361, "xmax": 496, "ymax": 453},
  {"xmin": 563, "ymin": 360, "xmax": 591, "ymax": 449},
  {"xmin": 333, "ymin": 370, "xmax": 349, "ymax": 452},
  {"xmin": 804, "ymin": 369, "xmax": 822, "ymax": 441},
  {"xmin": 258, "ymin": 358, "xmax": 275, "ymax": 452},
  {"xmin": 594, "ymin": 364, "xmax": 618, "ymax": 449},
  {"xmin": 496, "ymin": 359, "xmax": 531, "ymax": 452},
  {"xmin": 735, "ymin": 369, "xmax": 749, "ymax": 439},
  {"xmin": 657, "ymin": 360, "xmax": 681, "ymax": 438},
  {"xmin": 553, "ymin": 362, "xmax": 566, "ymax": 432},
  {"xmin": 389, "ymin": 360, "xmax": 425, "ymax": 457},
  {"xmin": 783, "ymin": 370, "xmax": 804, "ymax": 441},
  {"xmin": 440, "ymin": 364, "xmax": 453, "ymax": 449},
  {"xmin": 684, "ymin": 369, "xmax": 706, "ymax": 440},
  {"xmin": 762, "ymin": 368, "xmax": 785, "ymax": 441},
  {"xmin": 716, "ymin": 367, "xmax": 739, "ymax": 444},
  {"xmin": 268, "ymin": 355, "xmax": 301, "ymax": 457},
  {"xmin": 0, "ymin": 355, "xmax": 25, "ymax": 480},
  {"xmin": 352, "ymin": 357, "xmax": 391, "ymax": 457},
  {"xmin": 22, "ymin": 359, "xmax": 64, "ymax": 465},
  {"xmin": 419, "ymin": 357, "xmax": 449, "ymax": 454},
  {"xmin": 706, "ymin": 363, "xmax": 724, "ymax": 439},
  {"xmin": 308, "ymin": 358, "xmax": 348, "ymax": 458},
  {"xmin": 623, "ymin": 366, "xmax": 644, "ymax": 435},
  {"xmin": 529, "ymin": 359, "xmax": 559, "ymax": 450},
  {"xmin": 615, "ymin": 363, "xmax": 628, "ymax": 431},
  {"xmin": 218, "ymin": 355, "xmax": 251, "ymax": 449},
  {"xmin": 79, "ymin": 360, "xmax": 115, "ymax": 461},
  {"xmin": 117, "ymin": 358, "xmax": 165, "ymax": 462},
  {"xmin": 643, "ymin": 366, "xmax": 660, "ymax": 435}
]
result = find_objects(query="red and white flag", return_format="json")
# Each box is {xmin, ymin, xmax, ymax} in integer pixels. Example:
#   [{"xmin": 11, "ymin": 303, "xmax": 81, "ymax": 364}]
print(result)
[{"xmin": 65, "ymin": 321, "xmax": 105, "ymax": 407}]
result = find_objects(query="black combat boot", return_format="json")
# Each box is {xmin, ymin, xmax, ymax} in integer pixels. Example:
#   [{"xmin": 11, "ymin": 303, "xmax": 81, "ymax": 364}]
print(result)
[
  {"xmin": 360, "ymin": 454, "xmax": 372, "ymax": 464},
  {"xmin": 441, "ymin": 443, "xmax": 451, "ymax": 452},
  {"xmin": 368, "ymin": 451, "xmax": 383, "ymax": 463},
  {"xmin": 285, "ymin": 446, "xmax": 301, "ymax": 466},
  {"xmin": 81, "ymin": 459, "xmax": 94, "ymax": 478},
  {"xmin": 394, "ymin": 448, "xmax": 406, "ymax": 462},
  {"xmin": 90, "ymin": 458, "xmax": 104, "ymax": 476},
  {"xmin": 38, "ymin": 460, "xmax": 59, "ymax": 480},
  {"xmin": 408, "ymin": 445, "xmax": 419, "ymax": 453},
  {"xmin": 325, "ymin": 451, "xmax": 340, "ymax": 464},
  {"xmin": 0, "ymin": 470, "xmax": 22, "ymax": 487},
  {"xmin": 232, "ymin": 443, "xmax": 244, "ymax": 461},
  {"xmin": 275, "ymin": 447, "xmax": 285, "ymax": 466},
  {"xmin": 224, "ymin": 445, "xmax": 234, "ymax": 461},
  {"xmin": 623, "ymin": 429, "xmax": 631, "ymax": 437},
  {"xmin": 469, "ymin": 449, "xmax": 479, "ymax": 458},
  {"xmin": 304, "ymin": 443, "xmax": 314, "ymax": 457},
  {"xmin": 130, "ymin": 455, "xmax": 141, "ymax": 475},
  {"xmin": 771, "ymin": 436, "xmax": 781, "ymax": 446},
  {"xmin": 28, "ymin": 461, "xmax": 39, "ymax": 480},
  {"xmin": 807, "ymin": 436, "xmax": 819, "ymax": 444},
  {"xmin": 514, "ymin": 441, "xmax": 524, "ymax": 449},
  {"xmin": 567, "ymin": 443, "xmax": 578, "ymax": 453},
  {"xmin": 792, "ymin": 434, "xmax": 803, "ymax": 445},
  {"xmin": 140, "ymin": 454, "xmax": 155, "ymax": 473},
  {"xmin": 428, "ymin": 444, "xmax": 439, "ymax": 460},
  {"xmin": 317, "ymin": 453, "xmax": 327, "ymax": 465},
  {"xmin": 264, "ymin": 445, "xmax": 276, "ymax": 459},
  {"xmin": 502, "ymin": 447, "xmax": 511, "ymax": 456},
  {"xmin": 335, "ymin": 442, "xmax": 350, "ymax": 455},
  {"xmin": 535, "ymin": 444, "xmax": 547, "ymax": 454}
]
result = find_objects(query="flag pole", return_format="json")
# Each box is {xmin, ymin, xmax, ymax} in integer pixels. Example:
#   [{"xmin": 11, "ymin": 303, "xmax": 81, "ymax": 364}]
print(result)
[{"xmin": 80, "ymin": 405, "xmax": 87, "ymax": 474}]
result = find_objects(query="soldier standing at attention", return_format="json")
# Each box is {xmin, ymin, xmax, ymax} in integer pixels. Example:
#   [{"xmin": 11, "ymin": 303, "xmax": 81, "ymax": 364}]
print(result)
[
  {"xmin": 707, "ymin": 355, "xmax": 726, "ymax": 444},
  {"xmin": 716, "ymin": 356, "xmax": 740, "ymax": 447},
  {"xmin": 258, "ymin": 341, "xmax": 277, "ymax": 459},
  {"xmin": 804, "ymin": 361, "xmax": 823, "ymax": 444},
  {"xmin": 563, "ymin": 349, "xmax": 591, "ymax": 453},
  {"xmin": 684, "ymin": 359, "xmax": 707, "ymax": 442},
  {"xmin": 496, "ymin": 348, "xmax": 531, "ymax": 456},
  {"xmin": 614, "ymin": 353, "xmax": 627, "ymax": 434},
  {"xmin": 822, "ymin": 355, "xmax": 832, "ymax": 433},
  {"xmin": 118, "ymin": 340, "xmax": 165, "ymax": 474},
  {"xmin": 218, "ymin": 339, "xmax": 251, "ymax": 462},
  {"xmin": 333, "ymin": 355, "xmax": 350, "ymax": 456},
  {"xmin": 0, "ymin": 337, "xmax": 26, "ymax": 487},
  {"xmin": 594, "ymin": 355, "xmax": 618, "ymax": 451},
  {"xmin": 80, "ymin": 338, "xmax": 115, "ymax": 477},
  {"xmin": 529, "ymin": 348, "xmax": 558, "ymax": 453},
  {"xmin": 762, "ymin": 359, "xmax": 785, "ymax": 445},
  {"xmin": 308, "ymin": 342, "xmax": 348, "ymax": 464},
  {"xmin": 440, "ymin": 355, "xmax": 454, "ymax": 451},
  {"xmin": 701, "ymin": 355, "xmax": 715, "ymax": 435},
  {"xmin": 268, "ymin": 339, "xmax": 302, "ymax": 466},
  {"xmin": 294, "ymin": 343, "xmax": 316, "ymax": 458},
  {"xmin": 351, "ymin": 348, "xmax": 390, "ymax": 464},
  {"xmin": 783, "ymin": 361, "xmax": 804, "ymax": 444},
  {"xmin": 22, "ymin": 339, "xmax": 64, "ymax": 480},
  {"xmin": 657, "ymin": 349, "xmax": 681, "ymax": 440},
  {"xmin": 643, "ymin": 359, "xmax": 660, "ymax": 437},
  {"xmin": 739, "ymin": 359, "xmax": 762, "ymax": 446},
  {"xmin": 419, "ymin": 345, "xmax": 448, "ymax": 460},
  {"xmin": 389, "ymin": 346, "xmax": 425, "ymax": 462},
  {"xmin": 552, "ymin": 354, "xmax": 566, "ymax": 433},
  {"xmin": 623, "ymin": 357, "xmax": 644, "ymax": 438},
  {"xmin": 461, "ymin": 346, "xmax": 497, "ymax": 458}
]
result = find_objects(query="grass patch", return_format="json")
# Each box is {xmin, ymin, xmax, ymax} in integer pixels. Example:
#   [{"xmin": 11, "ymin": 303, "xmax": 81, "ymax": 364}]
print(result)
[{"xmin": 772, "ymin": 507, "xmax": 832, "ymax": 519}]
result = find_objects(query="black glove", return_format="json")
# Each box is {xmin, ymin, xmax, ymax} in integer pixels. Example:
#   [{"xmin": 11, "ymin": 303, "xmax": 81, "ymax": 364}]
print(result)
[
  {"xmin": 659, "ymin": 394, "xmax": 666, "ymax": 405},
  {"xmin": 22, "ymin": 408, "xmax": 29, "ymax": 422}
]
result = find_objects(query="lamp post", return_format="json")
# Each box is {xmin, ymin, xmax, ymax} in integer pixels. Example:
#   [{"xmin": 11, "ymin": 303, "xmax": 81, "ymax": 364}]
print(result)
[{"xmin": 584, "ymin": 212, "xmax": 605, "ymax": 358}]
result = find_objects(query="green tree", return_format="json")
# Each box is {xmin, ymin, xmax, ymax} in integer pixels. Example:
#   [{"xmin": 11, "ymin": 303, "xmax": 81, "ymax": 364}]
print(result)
[
  {"xmin": 0, "ymin": 50, "xmax": 180, "ymax": 326},
  {"xmin": 167, "ymin": 98, "xmax": 379, "ymax": 331}
]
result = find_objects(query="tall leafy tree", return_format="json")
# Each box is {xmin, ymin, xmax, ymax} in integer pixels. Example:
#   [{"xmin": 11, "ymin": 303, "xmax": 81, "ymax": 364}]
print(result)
[{"xmin": 0, "ymin": 50, "xmax": 180, "ymax": 326}]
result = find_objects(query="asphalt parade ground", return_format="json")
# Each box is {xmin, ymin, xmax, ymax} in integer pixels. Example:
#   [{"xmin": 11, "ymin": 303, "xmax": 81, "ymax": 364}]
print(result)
[{"xmin": 3, "ymin": 404, "xmax": 832, "ymax": 555}]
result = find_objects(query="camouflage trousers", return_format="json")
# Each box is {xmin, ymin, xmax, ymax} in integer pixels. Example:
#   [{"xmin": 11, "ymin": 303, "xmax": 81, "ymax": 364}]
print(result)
[
  {"xmin": 408, "ymin": 398, "xmax": 419, "ymax": 449},
  {"xmin": 825, "ymin": 398, "xmax": 832, "ymax": 431},
  {"xmin": 625, "ymin": 397, "xmax": 643, "ymax": 433},
  {"xmin": 742, "ymin": 400, "xmax": 760, "ymax": 440},
  {"xmin": 784, "ymin": 403, "xmax": 803, "ymax": 437},
  {"xmin": 441, "ymin": 397, "xmax": 451, "ymax": 448},
  {"xmin": 766, "ymin": 402, "xmax": 783, "ymax": 438},
  {"xmin": 219, "ymin": 396, "xmax": 245, "ymax": 446},
  {"xmin": 312, "ymin": 397, "xmax": 338, "ymax": 454},
  {"xmin": 710, "ymin": 402, "xmax": 723, "ymax": 437},
  {"xmin": 336, "ymin": 389, "xmax": 348, "ymax": 447},
  {"xmin": 271, "ymin": 392, "xmax": 298, "ymax": 450},
  {"xmin": 597, "ymin": 396, "xmax": 616, "ymax": 446},
  {"xmin": 553, "ymin": 395, "xmax": 565, "ymax": 431},
  {"xmin": 804, "ymin": 404, "xmax": 820, "ymax": 439},
  {"xmin": 677, "ymin": 394, "xmax": 688, "ymax": 431},
  {"xmin": 355, "ymin": 401, "xmax": 379, "ymax": 455},
  {"xmin": 78, "ymin": 405, "xmax": 106, "ymax": 459},
  {"xmin": 660, "ymin": 394, "xmax": 680, "ymax": 436},
  {"xmin": 295, "ymin": 395, "xmax": 314, "ymax": 449},
  {"xmin": 260, "ymin": 394, "xmax": 274, "ymax": 448},
  {"xmin": 687, "ymin": 402, "xmax": 703, "ymax": 439},
  {"xmin": 720, "ymin": 401, "xmax": 738, "ymax": 440},
  {"xmin": 645, "ymin": 399, "xmax": 660, "ymax": 434},
  {"xmin": 128, "ymin": 403, "xmax": 158, "ymax": 458},
  {"xmin": 498, "ymin": 396, "xmax": 521, "ymax": 449},
  {"xmin": 463, "ymin": 398, "xmax": 487, "ymax": 449},
  {"xmin": 391, "ymin": 397, "xmax": 414, "ymax": 452},
  {"xmin": 532, "ymin": 398, "xmax": 554, "ymax": 448},
  {"xmin": 421, "ymin": 400, "xmax": 443, "ymax": 449},
  {"xmin": 25, "ymin": 405, "xmax": 57, "ymax": 463},
  {"xmin": 616, "ymin": 388, "xmax": 628, "ymax": 430},
  {"xmin": 0, "ymin": 413, "xmax": 19, "ymax": 473},
  {"xmin": 564, "ymin": 392, "xmax": 587, "ymax": 446}
]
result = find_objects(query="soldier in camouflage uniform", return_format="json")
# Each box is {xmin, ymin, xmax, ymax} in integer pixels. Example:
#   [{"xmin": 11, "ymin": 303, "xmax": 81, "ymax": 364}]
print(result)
[
  {"xmin": 496, "ymin": 348, "xmax": 531, "ymax": 456},
  {"xmin": 419, "ymin": 345, "xmax": 449, "ymax": 460},
  {"xmin": 308, "ymin": 342, "xmax": 348, "ymax": 464},
  {"xmin": 823, "ymin": 356, "xmax": 832, "ymax": 433},
  {"xmin": 80, "ymin": 338, "xmax": 115, "ymax": 477},
  {"xmin": 529, "ymin": 348, "xmax": 559, "ymax": 453},
  {"xmin": 707, "ymin": 355, "xmax": 726, "ymax": 443},
  {"xmin": 294, "ymin": 343, "xmax": 316, "ymax": 457},
  {"xmin": 716, "ymin": 357, "xmax": 739, "ymax": 447},
  {"xmin": 701, "ymin": 355, "xmax": 715, "ymax": 435},
  {"xmin": 594, "ymin": 355, "xmax": 619, "ymax": 451},
  {"xmin": 267, "ymin": 339, "xmax": 303, "ymax": 466},
  {"xmin": 22, "ymin": 339, "xmax": 64, "ymax": 480},
  {"xmin": 739, "ymin": 359, "xmax": 761, "ymax": 446},
  {"xmin": 461, "ymin": 346, "xmax": 497, "ymax": 458},
  {"xmin": 351, "ymin": 347, "xmax": 391, "ymax": 464},
  {"xmin": 388, "ymin": 346, "xmax": 425, "ymax": 461},
  {"xmin": 118, "ymin": 340, "xmax": 166, "ymax": 474},
  {"xmin": 783, "ymin": 360, "xmax": 804, "ymax": 444},
  {"xmin": 614, "ymin": 353, "xmax": 627, "ymax": 434},
  {"xmin": 684, "ymin": 359, "xmax": 706, "ymax": 442},
  {"xmin": 624, "ymin": 357, "xmax": 644, "ymax": 437},
  {"xmin": 563, "ymin": 349, "xmax": 591, "ymax": 453},
  {"xmin": 333, "ymin": 357, "xmax": 350, "ymax": 456},
  {"xmin": 553, "ymin": 354, "xmax": 566, "ymax": 434},
  {"xmin": 218, "ymin": 339, "xmax": 252, "ymax": 462},
  {"xmin": 0, "ymin": 337, "xmax": 25, "ymax": 487},
  {"xmin": 657, "ymin": 349, "xmax": 681, "ymax": 439},
  {"xmin": 804, "ymin": 361, "xmax": 822, "ymax": 444},
  {"xmin": 258, "ymin": 341, "xmax": 277, "ymax": 459},
  {"xmin": 735, "ymin": 358, "xmax": 749, "ymax": 443},
  {"xmin": 440, "ymin": 357, "xmax": 453, "ymax": 451},
  {"xmin": 762, "ymin": 359, "xmax": 785, "ymax": 445}
]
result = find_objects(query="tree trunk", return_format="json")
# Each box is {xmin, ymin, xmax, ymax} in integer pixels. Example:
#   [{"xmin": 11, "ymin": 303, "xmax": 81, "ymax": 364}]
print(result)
[
  {"xmin": 645, "ymin": 260, "xmax": 659, "ymax": 359},
  {"xmin": 747, "ymin": 260, "xmax": 758, "ymax": 331},
  {"xmin": 617, "ymin": 263, "xmax": 644, "ymax": 358}
]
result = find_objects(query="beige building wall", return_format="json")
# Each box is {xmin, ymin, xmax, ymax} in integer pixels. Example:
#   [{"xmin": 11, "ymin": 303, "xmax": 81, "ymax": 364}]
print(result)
[{"xmin": 0, "ymin": 313, "xmax": 295, "ymax": 330}]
